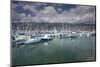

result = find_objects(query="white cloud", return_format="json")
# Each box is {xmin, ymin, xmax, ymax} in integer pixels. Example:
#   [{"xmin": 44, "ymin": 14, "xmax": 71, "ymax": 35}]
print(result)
[
  {"xmin": 12, "ymin": 2, "xmax": 96, "ymax": 24},
  {"xmin": 23, "ymin": 5, "xmax": 35, "ymax": 11}
]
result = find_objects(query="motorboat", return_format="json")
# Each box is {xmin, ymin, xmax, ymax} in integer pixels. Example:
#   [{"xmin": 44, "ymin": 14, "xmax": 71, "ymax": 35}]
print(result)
[
  {"xmin": 68, "ymin": 32, "xmax": 79, "ymax": 38},
  {"xmin": 24, "ymin": 37, "xmax": 41, "ymax": 44},
  {"xmin": 40, "ymin": 34, "xmax": 53, "ymax": 41},
  {"xmin": 90, "ymin": 32, "xmax": 96, "ymax": 36},
  {"xmin": 11, "ymin": 33, "xmax": 31, "ymax": 45}
]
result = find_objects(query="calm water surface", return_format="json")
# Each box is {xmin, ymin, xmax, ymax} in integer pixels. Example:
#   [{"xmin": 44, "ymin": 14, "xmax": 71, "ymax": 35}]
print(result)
[{"xmin": 12, "ymin": 36, "xmax": 96, "ymax": 65}]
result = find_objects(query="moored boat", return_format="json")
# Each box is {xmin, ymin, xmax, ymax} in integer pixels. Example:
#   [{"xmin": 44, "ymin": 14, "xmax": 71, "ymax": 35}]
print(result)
[
  {"xmin": 40, "ymin": 34, "xmax": 53, "ymax": 41},
  {"xmin": 24, "ymin": 37, "xmax": 41, "ymax": 44}
]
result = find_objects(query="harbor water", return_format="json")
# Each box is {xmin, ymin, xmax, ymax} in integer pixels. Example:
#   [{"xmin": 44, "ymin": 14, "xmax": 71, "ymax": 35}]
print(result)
[{"xmin": 12, "ymin": 35, "xmax": 96, "ymax": 66}]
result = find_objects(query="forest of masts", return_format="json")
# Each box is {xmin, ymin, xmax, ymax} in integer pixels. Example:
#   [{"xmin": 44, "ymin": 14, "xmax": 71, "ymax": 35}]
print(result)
[{"xmin": 12, "ymin": 22, "xmax": 96, "ymax": 32}]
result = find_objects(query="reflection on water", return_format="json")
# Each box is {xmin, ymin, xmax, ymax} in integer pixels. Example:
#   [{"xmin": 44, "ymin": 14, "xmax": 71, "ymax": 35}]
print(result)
[
  {"xmin": 44, "ymin": 42, "xmax": 49, "ymax": 46},
  {"xmin": 12, "ymin": 36, "xmax": 96, "ymax": 66}
]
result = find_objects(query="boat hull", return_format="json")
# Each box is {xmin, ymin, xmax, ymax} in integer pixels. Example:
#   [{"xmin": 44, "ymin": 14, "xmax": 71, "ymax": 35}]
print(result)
[{"xmin": 24, "ymin": 38, "xmax": 41, "ymax": 44}]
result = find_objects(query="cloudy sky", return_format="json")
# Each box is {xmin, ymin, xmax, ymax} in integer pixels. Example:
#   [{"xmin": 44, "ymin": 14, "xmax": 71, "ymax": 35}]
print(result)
[{"xmin": 11, "ymin": 1, "xmax": 96, "ymax": 24}]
